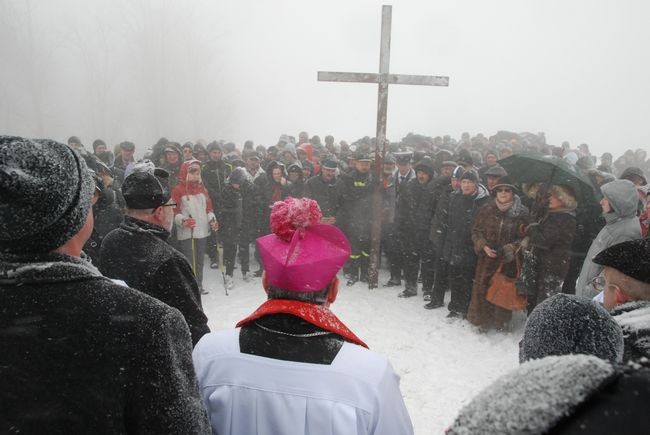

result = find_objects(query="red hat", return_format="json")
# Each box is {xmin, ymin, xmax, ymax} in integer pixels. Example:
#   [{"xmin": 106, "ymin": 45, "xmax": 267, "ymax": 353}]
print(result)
[{"xmin": 256, "ymin": 197, "xmax": 351, "ymax": 292}]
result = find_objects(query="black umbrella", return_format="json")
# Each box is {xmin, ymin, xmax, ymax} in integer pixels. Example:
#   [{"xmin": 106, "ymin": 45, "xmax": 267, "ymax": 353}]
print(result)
[{"xmin": 498, "ymin": 152, "xmax": 597, "ymax": 205}]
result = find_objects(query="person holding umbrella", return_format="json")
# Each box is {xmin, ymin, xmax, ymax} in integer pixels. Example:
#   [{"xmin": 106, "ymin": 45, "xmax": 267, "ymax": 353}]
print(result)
[{"xmin": 518, "ymin": 184, "xmax": 577, "ymax": 313}]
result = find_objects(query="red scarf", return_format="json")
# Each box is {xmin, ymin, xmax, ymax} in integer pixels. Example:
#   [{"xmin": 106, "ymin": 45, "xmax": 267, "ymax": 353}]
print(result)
[{"xmin": 237, "ymin": 299, "xmax": 368, "ymax": 349}]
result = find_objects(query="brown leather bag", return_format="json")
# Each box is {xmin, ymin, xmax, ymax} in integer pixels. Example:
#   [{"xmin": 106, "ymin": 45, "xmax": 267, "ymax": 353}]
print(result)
[{"xmin": 486, "ymin": 256, "xmax": 527, "ymax": 311}]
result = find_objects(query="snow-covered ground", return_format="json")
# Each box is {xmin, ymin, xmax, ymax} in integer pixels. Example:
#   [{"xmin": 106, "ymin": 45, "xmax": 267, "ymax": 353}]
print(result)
[{"xmin": 200, "ymin": 265, "xmax": 523, "ymax": 434}]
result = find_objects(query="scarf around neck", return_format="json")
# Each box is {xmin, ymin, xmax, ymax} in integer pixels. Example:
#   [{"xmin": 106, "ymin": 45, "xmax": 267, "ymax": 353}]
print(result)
[{"xmin": 237, "ymin": 299, "xmax": 368, "ymax": 348}]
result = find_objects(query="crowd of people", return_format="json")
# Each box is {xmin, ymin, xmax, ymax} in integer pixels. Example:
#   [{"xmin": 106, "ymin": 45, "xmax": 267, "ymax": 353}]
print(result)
[
  {"xmin": 74, "ymin": 130, "xmax": 650, "ymax": 329},
  {"xmin": 2, "ymin": 131, "xmax": 649, "ymax": 434}
]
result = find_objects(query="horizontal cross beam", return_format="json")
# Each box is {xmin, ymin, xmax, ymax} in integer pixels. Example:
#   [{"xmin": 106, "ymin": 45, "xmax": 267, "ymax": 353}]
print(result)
[{"xmin": 318, "ymin": 71, "xmax": 449, "ymax": 87}]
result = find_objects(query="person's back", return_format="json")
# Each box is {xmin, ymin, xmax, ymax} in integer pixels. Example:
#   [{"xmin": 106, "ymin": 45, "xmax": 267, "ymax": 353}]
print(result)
[
  {"xmin": 1, "ymin": 258, "xmax": 206, "ymax": 433},
  {"xmin": 0, "ymin": 136, "xmax": 209, "ymax": 434},
  {"xmin": 193, "ymin": 197, "xmax": 413, "ymax": 435},
  {"xmin": 194, "ymin": 328, "xmax": 411, "ymax": 435}
]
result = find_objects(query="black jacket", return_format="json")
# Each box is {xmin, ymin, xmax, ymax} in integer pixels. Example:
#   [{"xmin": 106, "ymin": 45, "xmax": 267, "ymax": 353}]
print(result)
[
  {"xmin": 99, "ymin": 216, "xmax": 210, "ymax": 346},
  {"xmin": 397, "ymin": 178, "xmax": 435, "ymax": 245},
  {"xmin": 0, "ymin": 252, "xmax": 210, "ymax": 434},
  {"xmin": 443, "ymin": 185, "xmax": 490, "ymax": 267},
  {"xmin": 338, "ymin": 170, "xmax": 377, "ymax": 240},
  {"xmin": 304, "ymin": 174, "xmax": 342, "ymax": 218},
  {"xmin": 202, "ymin": 159, "xmax": 232, "ymax": 219}
]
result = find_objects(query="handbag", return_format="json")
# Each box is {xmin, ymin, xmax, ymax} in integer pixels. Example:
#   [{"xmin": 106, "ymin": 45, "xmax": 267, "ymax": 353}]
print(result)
[{"xmin": 486, "ymin": 255, "xmax": 527, "ymax": 311}]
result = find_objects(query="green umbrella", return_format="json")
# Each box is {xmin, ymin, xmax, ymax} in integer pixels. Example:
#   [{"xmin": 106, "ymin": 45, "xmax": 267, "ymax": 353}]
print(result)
[{"xmin": 498, "ymin": 152, "xmax": 597, "ymax": 205}]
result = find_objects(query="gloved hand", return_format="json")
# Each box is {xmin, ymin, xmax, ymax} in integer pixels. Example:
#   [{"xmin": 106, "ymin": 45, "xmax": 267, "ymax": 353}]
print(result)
[{"xmin": 182, "ymin": 217, "xmax": 196, "ymax": 229}]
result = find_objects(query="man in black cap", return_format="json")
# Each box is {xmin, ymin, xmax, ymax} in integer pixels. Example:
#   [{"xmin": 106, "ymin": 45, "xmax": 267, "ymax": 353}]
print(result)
[
  {"xmin": 304, "ymin": 157, "xmax": 342, "ymax": 225},
  {"xmin": 0, "ymin": 136, "xmax": 209, "ymax": 433},
  {"xmin": 393, "ymin": 151, "xmax": 415, "ymax": 200},
  {"xmin": 482, "ymin": 165, "xmax": 508, "ymax": 192},
  {"xmin": 245, "ymin": 151, "xmax": 265, "ymax": 182},
  {"xmin": 99, "ymin": 165, "xmax": 210, "ymax": 347},
  {"xmin": 592, "ymin": 239, "xmax": 650, "ymax": 362}
]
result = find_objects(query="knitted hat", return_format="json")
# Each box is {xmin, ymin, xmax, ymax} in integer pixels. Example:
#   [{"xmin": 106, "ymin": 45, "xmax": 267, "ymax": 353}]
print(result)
[
  {"xmin": 121, "ymin": 167, "xmax": 171, "ymax": 210},
  {"xmin": 414, "ymin": 157, "xmax": 435, "ymax": 178},
  {"xmin": 460, "ymin": 169, "xmax": 479, "ymax": 183},
  {"xmin": 593, "ymin": 239, "xmax": 650, "ymax": 284},
  {"xmin": 256, "ymin": 197, "xmax": 351, "ymax": 292},
  {"xmin": 227, "ymin": 167, "xmax": 250, "ymax": 185},
  {"xmin": 0, "ymin": 136, "xmax": 94, "ymax": 254},
  {"xmin": 620, "ymin": 167, "xmax": 647, "ymax": 186},
  {"xmin": 451, "ymin": 166, "xmax": 465, "ymax": 179},
  {"xmin": 520, "ymin": 293, "xmax": 624, "ymax": 363}
]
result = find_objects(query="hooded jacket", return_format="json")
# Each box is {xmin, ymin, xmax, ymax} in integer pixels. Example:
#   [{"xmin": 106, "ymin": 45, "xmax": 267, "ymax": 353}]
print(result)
[
  {"xmin": 171, "ymin": 160, "xmax": 216, "ymax": 240},
  {"xmin": 576, "ymin": 180, "xmax": 642, "ymax": 298}
]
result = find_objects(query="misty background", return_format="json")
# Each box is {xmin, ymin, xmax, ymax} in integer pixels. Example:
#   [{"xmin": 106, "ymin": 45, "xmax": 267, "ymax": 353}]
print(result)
[{"xmin": 1, "ymin": 0, "xmax": 648, "ymax": 157}]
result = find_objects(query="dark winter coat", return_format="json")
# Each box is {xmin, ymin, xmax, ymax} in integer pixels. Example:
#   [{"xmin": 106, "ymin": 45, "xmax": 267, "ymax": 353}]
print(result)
[
  {"xmin": 521, "ymin": 210, "xmax": 577, "ymax": 303},
  {"xmin": 304, "ymin": 174, "xmax": 342, "ymax": 218},
  {"xmin": 396, "ymin": 178, "xmax": 435, "ymax": 247},
  {"xmin": 467, "ymin": 196, "xmax": 529, "ymax": 328},
  {"xmin": 253, "ymin": 161, "xmax": 292, "ymax": 235},
  {"xmin": 84, "ymin": 184, "xmax": 125, "ymax": 265},
  {"xmin": 428, "ymin": 177, "xmax": 453, "ymax": 253},
  {"xmin": 338, "ymin": 170, "xmax": 378, "ymax": 241},
  {"xmin": 442, "ymin": 185, "xmax": 491, "ymax": 268},
  {"xmin": 99, "ymin": 216, "xmax": 210, "ymax": 346},
  {"xmin": 611, "ymin": 301, "xmax": 650, "ymax": 363},
  {"xmin": 0, "ymin": 252, "xmax": 210, "ymax": 434},
  {"xmin": 202, "ymin": 158, "xmax": 232, "ymax": 219},
  {"xmin": 217, "ymin": 176, "xmax": 259, "ymax": 244}
]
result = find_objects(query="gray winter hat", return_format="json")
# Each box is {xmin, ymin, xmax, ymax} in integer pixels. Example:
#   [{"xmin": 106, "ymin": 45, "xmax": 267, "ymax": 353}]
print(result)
[
  {"xmin": 0, "ymin": 136, "xmax": 94, "ymax": 254},
  {"xmin": 448, "ymin": 355, "xmax": 617, "ymax": 435},
  {"xmin": 520, "ymin": 293, "xmax": 624, "ymax": 364}
]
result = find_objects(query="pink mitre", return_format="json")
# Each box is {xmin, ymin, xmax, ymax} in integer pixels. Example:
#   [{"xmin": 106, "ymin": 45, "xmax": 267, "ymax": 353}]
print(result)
[{"xmin": 256, "ymin": 197, "xmax": 351, "ymax": 292}]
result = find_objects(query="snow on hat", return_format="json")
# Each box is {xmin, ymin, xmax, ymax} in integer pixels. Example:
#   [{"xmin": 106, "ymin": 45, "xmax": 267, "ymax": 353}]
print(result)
[
  {"xmin": 256, "ymin": 197, "xmax": 351, "ymax": 292},
  {"xmin": 593, "ymin": 239, "xmax": 650, "ymax": 284},
  {"xmin": 0, "ymin": 136, "xmax": 94, "ymax": 254},
  {"xmin": 520, "ymin": 293, "xmax": 624, "ymax": 364},
  {"xmin": 121, "ymin": 166, "xmax": 171, "ymax": 209},
  {"xmin": 448, "ymin": 355, "xmax": 617, "ymax": 435}
]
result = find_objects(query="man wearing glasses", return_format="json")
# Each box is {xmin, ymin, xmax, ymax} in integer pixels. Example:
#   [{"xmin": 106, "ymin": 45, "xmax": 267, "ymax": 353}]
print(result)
[
  {"xmin": 591, "ymin": 238, "xmax": 650, "ymax": 363},
  {"xmin": 100, "ymin": 165, "xmax": 210, "ymax": 347}
]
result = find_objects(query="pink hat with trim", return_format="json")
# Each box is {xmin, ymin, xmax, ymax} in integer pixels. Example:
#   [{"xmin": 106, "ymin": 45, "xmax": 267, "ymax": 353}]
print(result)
[{"xmin": 256, "ymin": 197, "xmax": 351, "ymax": 292}]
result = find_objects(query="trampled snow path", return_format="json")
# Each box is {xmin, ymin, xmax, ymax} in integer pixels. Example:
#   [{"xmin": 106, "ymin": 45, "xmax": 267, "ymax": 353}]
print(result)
[{"xmin": 200, "ymin": 265, "xmax": 523, "ymax": 434}]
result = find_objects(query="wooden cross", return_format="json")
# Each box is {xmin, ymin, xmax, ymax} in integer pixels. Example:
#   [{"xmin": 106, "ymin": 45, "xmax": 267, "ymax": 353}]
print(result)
[{"xmin": 318, "ymin": 5, "xmax": 450, "ymax": 289}]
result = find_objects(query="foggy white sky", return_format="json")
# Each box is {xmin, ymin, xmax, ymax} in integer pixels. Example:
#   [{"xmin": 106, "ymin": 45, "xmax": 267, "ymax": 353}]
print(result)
[{"xmin": 1, "ymin": 0, "xmax": 649, "ymax": 156}]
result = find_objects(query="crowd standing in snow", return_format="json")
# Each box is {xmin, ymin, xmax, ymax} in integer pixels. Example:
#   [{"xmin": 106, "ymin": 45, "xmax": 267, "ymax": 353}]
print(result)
[{"xmin": 2, "ymin": 132, "xmax": 650, "ymax": 433}]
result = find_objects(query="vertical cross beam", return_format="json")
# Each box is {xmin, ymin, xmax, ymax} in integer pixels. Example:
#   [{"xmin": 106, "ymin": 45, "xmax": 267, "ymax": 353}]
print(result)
[{"xmin": 368, "ymin": 5, "xmax": 393, "ymax": 289}]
